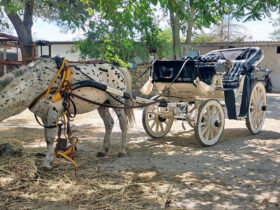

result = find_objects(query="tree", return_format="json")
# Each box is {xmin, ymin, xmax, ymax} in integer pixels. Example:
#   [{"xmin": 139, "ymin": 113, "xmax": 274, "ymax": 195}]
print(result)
[
  {"xmin": 3, "ymin": 0, "xmax": 279, "ymax": 64},
  {"xmin": 0, "ymin": 0, "xmax": 90, "ymax": 64},
  {"xmin": 152, "ymin": 0, "xmax": 280, "ymax": 59},
  {"xmin": 270, "ymin": 17, "xmax": 280, "ymax": 40},
  {"xmin": 0, "ymin": 10, "xmax": 14, "ymax": 34},
  {"xmin": 210, "ymin": 17, "xmax": 252, "ymax": 42},
  {"xmin": 74, "ymin": 0, "xmax": 173, "ymax": 63},
  {"xmin": 192, "ymin": 33, "xmax": 216, "ymax": 44},
  {"xmin": 143, "ymin": 28, "xmax": 173, "ymax": 59}
]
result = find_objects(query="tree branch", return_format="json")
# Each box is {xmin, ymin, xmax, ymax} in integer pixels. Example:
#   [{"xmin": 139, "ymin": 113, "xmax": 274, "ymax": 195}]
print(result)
[
  {"xmin": 185, "ymin": 7, "xmax": 196, "ymax": 45},
  {"xmin": 4, "ymin": 5, "xmax": 28, "ymax": 43}
]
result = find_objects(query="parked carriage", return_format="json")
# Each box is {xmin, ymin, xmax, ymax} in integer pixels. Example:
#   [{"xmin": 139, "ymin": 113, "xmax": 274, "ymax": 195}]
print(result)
[
  {"xmin": 0, "ymin": 45, "xmax": 269, "ymax": 171},
  {"xmin": 142, "ymin": 47, "xmax": 267, "ymax": 146}
]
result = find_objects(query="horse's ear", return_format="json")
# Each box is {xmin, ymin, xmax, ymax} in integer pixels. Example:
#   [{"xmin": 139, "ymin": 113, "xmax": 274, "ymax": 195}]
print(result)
[
  {"xmin": 55, "ymin": 56, "xmax": 64, "ymax": 69},
  {"xmin": 0, "ymin": 74, "xmax": 15, "ymax": 90}
]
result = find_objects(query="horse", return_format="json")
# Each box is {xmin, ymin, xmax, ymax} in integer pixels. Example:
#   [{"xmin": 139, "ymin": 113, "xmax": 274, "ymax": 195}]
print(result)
[{"xmin": 0, "ymin": 58, "xmax": 134, "ymax": 169}]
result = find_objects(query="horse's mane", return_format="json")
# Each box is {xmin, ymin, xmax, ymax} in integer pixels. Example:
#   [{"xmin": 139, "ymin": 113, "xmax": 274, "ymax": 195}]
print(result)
[{"xmin": 0, "ymin": 61, "xmax": 40, "ymax": 91}]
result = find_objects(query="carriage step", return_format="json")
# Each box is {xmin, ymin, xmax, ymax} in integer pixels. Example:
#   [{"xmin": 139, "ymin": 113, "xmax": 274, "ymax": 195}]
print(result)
[{"xmin": 215, "ymin": 87, "xmax": 233, "ymax": 91}]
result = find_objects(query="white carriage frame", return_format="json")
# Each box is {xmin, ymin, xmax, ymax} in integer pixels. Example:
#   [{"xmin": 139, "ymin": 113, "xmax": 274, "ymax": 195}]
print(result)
[{"xmin": 142, "ymin": 48, "xmax": 267, "ymax": 146}]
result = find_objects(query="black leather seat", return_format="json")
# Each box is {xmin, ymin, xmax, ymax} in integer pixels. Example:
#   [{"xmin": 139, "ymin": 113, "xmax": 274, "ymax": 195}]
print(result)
[{"xmin": 222, "ymin": 61, "xmax": 246, "ymax": 88}]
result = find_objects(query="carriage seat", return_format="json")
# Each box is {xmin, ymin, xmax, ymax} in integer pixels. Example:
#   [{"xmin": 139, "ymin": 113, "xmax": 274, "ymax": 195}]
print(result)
[{"xmin": 222, "ymin": 61, "xmax": 247, "ymax": 88}]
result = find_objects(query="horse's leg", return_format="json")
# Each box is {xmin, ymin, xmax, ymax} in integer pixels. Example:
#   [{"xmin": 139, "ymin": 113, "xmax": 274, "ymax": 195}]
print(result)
[
  {"xmin": 113, "ymin": 108, "xmax": 128, "ymax": 157},
  {"xmin": 41, "ymin": 107, "xmax": 59, "ymax": 169},
  {"xmin": 96, "ymin": 107, "xmax": 114, "ymax": 157}
]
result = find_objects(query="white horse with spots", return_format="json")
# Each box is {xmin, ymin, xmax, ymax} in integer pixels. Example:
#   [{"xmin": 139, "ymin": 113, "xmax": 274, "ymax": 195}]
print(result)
[{"xmin": 0, "ymin": 58, "xmax": 134, "ymax": 169}]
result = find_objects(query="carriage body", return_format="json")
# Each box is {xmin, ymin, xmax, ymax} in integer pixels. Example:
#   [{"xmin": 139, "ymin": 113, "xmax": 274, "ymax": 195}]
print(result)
[{"xmin": 142, "ymin": 47, "xmax": 267, "ymax": 146}]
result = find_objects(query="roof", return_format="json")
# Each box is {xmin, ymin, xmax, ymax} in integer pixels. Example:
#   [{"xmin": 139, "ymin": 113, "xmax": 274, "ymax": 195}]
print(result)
[
  {"xmin": 0, "ymin": 33, "xmax": 18, "ymax": 41},
  {"xmin": 190, "ymin": 41, "xmax": 280, "ymax": 47},
  {"xmin": 48, "ymin": 41, "xmax": 76, "ymax": 44}
]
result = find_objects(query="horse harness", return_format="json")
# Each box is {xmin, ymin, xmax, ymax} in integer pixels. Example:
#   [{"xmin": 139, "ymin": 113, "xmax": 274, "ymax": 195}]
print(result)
[
  {"xmin": 29, "ymin": 57, "xmax": 78, "ymax": 173},
  {"xmin": 29, "ymin": 57, "xmax": 159, "ymax": 173}
]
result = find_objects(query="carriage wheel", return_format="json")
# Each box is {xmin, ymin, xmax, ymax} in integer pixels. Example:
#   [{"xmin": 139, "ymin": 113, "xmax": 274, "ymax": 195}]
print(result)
[
  {"xmin": 195, "ymin": 99, "xmax": 225, "ymax": 146},
  {"xmin": 142, "ymin": 98, "xmax": 174, "ymax": 138},
  {"xmin": 246, "ymin": 82, "xmax": 266, "ymax": 134},
  {"xmin": 186, "ymin": 103, "xmax": 198, "ymax": 128}
]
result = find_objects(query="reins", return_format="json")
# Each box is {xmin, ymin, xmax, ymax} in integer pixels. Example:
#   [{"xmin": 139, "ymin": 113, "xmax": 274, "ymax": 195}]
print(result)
[
  {"xmin": 31, "ymin": 58, "xmax": 159, "ymax": 174},
  {"xmin": 70, "ymin": 92, "xmax": 158, "ymax": 109}
]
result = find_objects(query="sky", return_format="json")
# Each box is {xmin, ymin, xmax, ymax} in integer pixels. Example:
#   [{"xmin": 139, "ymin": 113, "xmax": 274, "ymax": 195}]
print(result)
[{"xmin": 8, "ymin": 12, "xmax": 278, "ymax": 42}]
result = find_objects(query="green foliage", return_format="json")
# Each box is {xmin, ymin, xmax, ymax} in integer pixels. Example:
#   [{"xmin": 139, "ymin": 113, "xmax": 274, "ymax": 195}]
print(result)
[
  {"xmin": 0, "ymin": 12, "xmax": 13, "ymax": 33},
  {"xmin": 270, "ymin": 29, "xmax": 280, "ymax": 40},
  {"xmin": 209, "ymin": 19, "xmax": 252, "ymax": 42},
  {"xmin": 76, "ymin": 35, "xmax": 129, "ymax": 67},
  {"xmin": 270, "ymin": 17, "xmax": 280, "ymax": 40},
  {"xmin": 143, "ymin": 28, "xmax": 172, "ymax": 58},
  {"xmin": 192, "ymin": 33, "xmax": 216, "ymax": 44},
  {"xmin": 75, "ymin": 16, "xmax": 134, "ymax": 67},
  {"xmin": 76, "ymin": 0, "xmax": 159, "ymax": 65},
  {"xmin": 0, "ymin": 0, "xmax": 91, "ymax": 31}
]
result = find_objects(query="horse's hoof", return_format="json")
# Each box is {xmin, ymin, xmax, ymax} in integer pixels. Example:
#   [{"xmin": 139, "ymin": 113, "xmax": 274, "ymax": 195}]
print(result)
[
  {"xmin": 117, "ymin": 152, "xmax": 127, "ymax": 157},
  {"xmin": 96, "ymin": 151, "xmax": 106, "ymax": 157},
  {"xmin": 40, "ymin": 162, "xmax": 53, "ymax": 170}
]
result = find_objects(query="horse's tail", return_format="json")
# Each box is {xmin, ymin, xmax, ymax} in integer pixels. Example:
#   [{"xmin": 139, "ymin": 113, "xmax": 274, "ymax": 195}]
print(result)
[{"xmin": 118, "ymin": 67, "xmax": 135, "ymax": 126}]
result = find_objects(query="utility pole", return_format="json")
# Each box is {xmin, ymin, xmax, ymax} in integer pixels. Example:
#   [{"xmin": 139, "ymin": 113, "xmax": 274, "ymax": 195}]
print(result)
[
  {"xmin": 227, "ymin": 15, "xmax": 230, "ymax": 41},
  {"xmin": 220, "ymin": 19, "xmax": 224, "ymax": 41}
]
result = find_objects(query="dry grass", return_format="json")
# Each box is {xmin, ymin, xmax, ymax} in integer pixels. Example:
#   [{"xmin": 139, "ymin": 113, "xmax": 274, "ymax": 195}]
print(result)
[{"xmin": 0, "ymin": 152, "xmax": 182, "ymax": 210}]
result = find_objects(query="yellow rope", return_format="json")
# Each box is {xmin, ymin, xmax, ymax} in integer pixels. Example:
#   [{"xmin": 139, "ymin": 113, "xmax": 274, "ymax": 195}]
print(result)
[
  {"xmin": 57, "ymin": 150, "xmax": 78, "ymax": 174},
  {"xmin": 44, "ymin": 58, "xmax": 66, "ymax": 99},
  {"xmin": 57, "ymin": 136, "xmax": 79, "ymax": 174},
  {"xmin": 40, "ymin": 58, "xmax": 78, "ymax": 173},
  {"xmin": 43, "ymin": 58, "xmax": 72, "ymax": 103}
]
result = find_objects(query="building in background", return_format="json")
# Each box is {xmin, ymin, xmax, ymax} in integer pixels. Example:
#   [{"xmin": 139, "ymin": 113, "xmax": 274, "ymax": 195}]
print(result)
[
  {"xmin": 1, "ymin": 34, "xmax": 280, "ymax": 92},
  {"xmin": 0, "ymin": 33, "xmax": 22, "ymax": 76},
  {"xmin": 40, "ymin": 41, "xmax": 80, "ymax": 61}
]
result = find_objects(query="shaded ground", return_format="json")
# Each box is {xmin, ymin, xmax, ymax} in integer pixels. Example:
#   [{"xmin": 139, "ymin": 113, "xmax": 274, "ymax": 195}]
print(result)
[{"xmin": 0, "ymin": 94, "xmax": 280, "ymax": 209}]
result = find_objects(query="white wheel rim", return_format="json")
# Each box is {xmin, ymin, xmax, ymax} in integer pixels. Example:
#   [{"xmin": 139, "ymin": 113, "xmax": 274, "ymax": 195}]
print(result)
[
  {"xmin": 145, "ymin": 105, "xmax": 173, "ymax": 138},
  {"xmin": 248, "ymin": 83, "xmax": 266, "ymax": 133},
  {"xmin": 197, "ymin": 101, "xmax": 224, "ymax": 145}
]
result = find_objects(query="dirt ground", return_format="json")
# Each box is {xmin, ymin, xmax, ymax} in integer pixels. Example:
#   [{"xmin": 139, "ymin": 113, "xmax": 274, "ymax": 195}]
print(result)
[{"xmin": 0, "ymin": 93, "xmax": 280, "ymax": 209}]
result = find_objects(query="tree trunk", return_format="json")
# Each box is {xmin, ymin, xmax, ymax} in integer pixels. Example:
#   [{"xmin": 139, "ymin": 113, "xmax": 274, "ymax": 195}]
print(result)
[
  {"xmin": 185, "ymin": 7, "xmax": 195, "ymax": 45},
  {"xmin": 4, "ymin": 0, "xmax": 34, "ymax": 65},
  {"xmin": 170, "ymin": 11, "xmax": 181, "ymax": 60}
]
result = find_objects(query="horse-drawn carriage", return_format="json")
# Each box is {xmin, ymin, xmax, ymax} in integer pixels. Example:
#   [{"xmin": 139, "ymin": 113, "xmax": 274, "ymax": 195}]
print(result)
[
  {"xmin": 0, "ymin": 46, "xmax": 268, "ymax": 170},
  {"xmin": 142, "ymin": 47, "xmax": 267, "ymax": 146}
]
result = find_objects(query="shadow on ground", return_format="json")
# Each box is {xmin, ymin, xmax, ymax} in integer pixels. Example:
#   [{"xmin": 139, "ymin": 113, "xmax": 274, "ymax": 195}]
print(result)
[
  {"xmin": 1, "ymin": 122, "xmax": 279, "ymax": 209},
  {"xmin": 0, "ymin": 93, "xmax": 280, "ymax": 209}
]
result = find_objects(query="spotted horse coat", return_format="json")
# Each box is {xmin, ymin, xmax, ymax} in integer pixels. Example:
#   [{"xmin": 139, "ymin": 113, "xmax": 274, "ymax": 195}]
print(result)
[{"xmin": 0, "ymin": 58, "xmax": 134, "ymax": 169}]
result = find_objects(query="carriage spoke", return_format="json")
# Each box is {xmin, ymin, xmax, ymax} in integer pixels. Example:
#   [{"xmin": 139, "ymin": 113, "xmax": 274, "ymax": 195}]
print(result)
[
  {"xmin": 250, "ymin": 104, "xmax": 256, "ymax": 110},
  {"xmin": 155, "ymin": 122, "xmax": 159, "ymax": 133},
  {"xmin": 196, "ymin": 100, "xmax": 224, "ymax": 146},
  {"xmin": 209, "ymin": 129, "xmax": 214, "ymax": 139},
  {"xmin": 213, "ymin": 126, "xmax": 219, "ymax": 135},
  {"xmin": 143, "ymin": 100, "xmax": 174, "ymax": 138},
  {"xmin": 159, "ymin": 122, "xmax": 164, "ymax": 132},
  {"xmin": 205, "ymin": 128, "xmax": 211, "ymax": 140},
  {"xmin": 150, "ymin": 121, "xmax": 156, "ymax": 129},
  {"xmin": 201, "ymin": 126, "xmax": 208, "ymax": 136}
]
